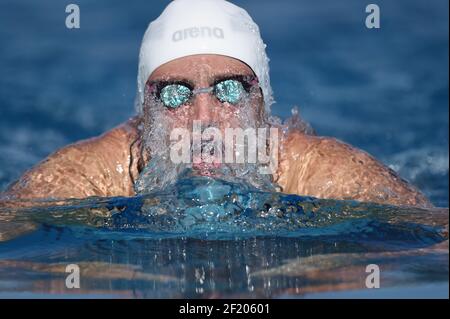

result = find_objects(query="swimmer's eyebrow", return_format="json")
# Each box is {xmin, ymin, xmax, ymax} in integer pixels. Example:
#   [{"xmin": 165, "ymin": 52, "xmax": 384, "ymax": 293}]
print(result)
[
  {"xmin": 148, "ymin": 78, "xmax": 195, "ymax": 90},
  {"xmin": 211, "ymin": 73, "xmax": 255, "ymax": 86}
]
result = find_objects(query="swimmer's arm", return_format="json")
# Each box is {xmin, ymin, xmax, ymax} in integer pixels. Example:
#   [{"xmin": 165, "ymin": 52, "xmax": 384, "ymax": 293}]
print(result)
[
  {"xmin": 1, "ymin": 118, "xmax": 142, "ymax": 202},
  {"xmin": 277, "ymin": 133, "xmax": 433, "ymax": 208}
]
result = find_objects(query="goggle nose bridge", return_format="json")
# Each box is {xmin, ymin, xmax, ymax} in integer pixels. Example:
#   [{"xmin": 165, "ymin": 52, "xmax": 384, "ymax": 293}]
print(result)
[{"xmin": 192, "ymin": 86, "xmax": 215, "ymax": 95}]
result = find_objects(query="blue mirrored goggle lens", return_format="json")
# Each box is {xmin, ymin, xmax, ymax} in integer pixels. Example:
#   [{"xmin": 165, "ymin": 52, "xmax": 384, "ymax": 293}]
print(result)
[
  {"xmin": 160, "ymin": 84, "xmax": 191, "ymax": 108},
  {"xmin": 215, "ymin": 79, "xmax": 245, "ymax": 104}
]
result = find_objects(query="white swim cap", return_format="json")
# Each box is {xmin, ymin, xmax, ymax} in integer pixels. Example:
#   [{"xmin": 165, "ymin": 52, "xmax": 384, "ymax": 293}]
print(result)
[{"xmin": 135, "ymin": 0, "xmax": 273, "ymax": 114}]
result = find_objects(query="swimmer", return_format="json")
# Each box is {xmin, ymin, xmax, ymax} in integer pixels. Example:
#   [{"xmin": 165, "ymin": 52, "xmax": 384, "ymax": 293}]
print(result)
[{"xmin": 0, "ymin": 0, "xmax": 433, "ymax": 208}]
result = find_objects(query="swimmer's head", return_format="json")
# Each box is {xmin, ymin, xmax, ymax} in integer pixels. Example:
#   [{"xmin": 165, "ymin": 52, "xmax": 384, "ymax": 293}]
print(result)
[
  {"xmin": 135, "ymin": 0, "xmax": 273, "ymax": 115},
  {"xmin": 134, "ymin": 0, "xmax": 277, "ymax": 189}
]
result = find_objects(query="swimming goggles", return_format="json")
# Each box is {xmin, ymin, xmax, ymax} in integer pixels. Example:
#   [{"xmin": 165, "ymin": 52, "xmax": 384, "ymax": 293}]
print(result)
[{"xmin": 147, "ymin": 76, "xmax": 259, "ymax": 109}]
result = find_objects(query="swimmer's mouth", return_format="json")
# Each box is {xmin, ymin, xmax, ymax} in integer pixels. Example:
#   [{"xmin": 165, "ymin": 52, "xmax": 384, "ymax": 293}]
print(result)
[
  {"xmin": 192, "ymin": 159, "xmax": 222, "ymax": 176},
  {"xmin": 191, "ymin": 141, "xmax": 222, "ymax": 175}
]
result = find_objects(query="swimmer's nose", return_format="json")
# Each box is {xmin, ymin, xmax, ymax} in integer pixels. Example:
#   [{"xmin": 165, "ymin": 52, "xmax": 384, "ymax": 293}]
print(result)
[{"xmin": 192, "ymin": 92, "xmax": 219, "ymax": 123}]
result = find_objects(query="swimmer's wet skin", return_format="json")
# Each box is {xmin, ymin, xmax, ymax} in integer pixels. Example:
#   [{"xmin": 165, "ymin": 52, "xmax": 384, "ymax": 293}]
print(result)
[{"xmin": 0, "ymin": 0, "xmax": 433, "ymax": 209}]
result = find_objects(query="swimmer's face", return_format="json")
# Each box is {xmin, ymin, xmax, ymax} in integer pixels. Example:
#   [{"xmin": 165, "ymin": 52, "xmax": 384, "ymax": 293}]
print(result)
[{"xmin": 143, "ymin": 54, "xmax": 265, "ymax": 133}]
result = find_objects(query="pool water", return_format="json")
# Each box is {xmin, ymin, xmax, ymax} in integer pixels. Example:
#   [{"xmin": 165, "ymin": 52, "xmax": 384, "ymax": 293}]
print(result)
[
  {"xmin": 0, "ymin": 174, "xmax": 448, "ymax": 298},
  {"xmin": 0, "ymin": 0, "xmax": 448, "ymax": 298}
]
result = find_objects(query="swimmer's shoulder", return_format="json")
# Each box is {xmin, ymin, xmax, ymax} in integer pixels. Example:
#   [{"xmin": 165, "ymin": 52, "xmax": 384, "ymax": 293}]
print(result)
[
  {"xmin": 70, "ymin": 116, "xmax": 142, "ymax": 151},
  {"xmin": 278, "ymin": 131, "xmax": 433, "ymax": 208},
  {"xmin": 3, "ymin": 116, "xmax": 144, "ymax": 200},
  {"xmin": 281, "ymin": 130, "xmax": 385, "ymax": 169}
]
